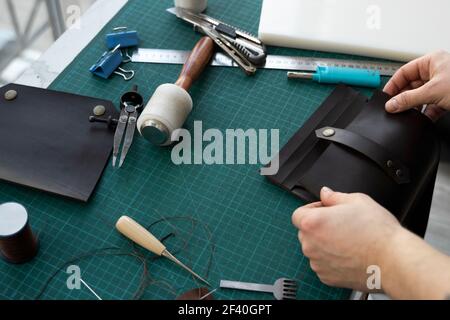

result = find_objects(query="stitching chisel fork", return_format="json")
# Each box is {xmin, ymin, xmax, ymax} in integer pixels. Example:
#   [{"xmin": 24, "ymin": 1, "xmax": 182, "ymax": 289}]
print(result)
[
  {"xmin": 220, "ymin": 278, "xmax": 298, "ymax": 300},
  {"xmin": 113, "ymin": 85, "xmax": 144, "ymax": 168}
]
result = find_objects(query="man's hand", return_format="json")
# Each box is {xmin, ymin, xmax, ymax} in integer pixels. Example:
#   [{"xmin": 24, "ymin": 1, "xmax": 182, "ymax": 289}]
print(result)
[
  {"xmin": 383, "ymin": 50, "xmax": 450, "ymax": 121},
  {"xmin": 292, "ymin": 187, "xmax": 450, "ymax": 299},
  {"xmin": 291, "ymin": 187, "xmax": 402, "ymax": 291}
]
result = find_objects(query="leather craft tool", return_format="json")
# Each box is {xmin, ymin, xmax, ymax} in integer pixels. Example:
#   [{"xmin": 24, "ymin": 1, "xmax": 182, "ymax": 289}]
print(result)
[
  {"xmin": 132, "ymin": 48, "xmax": 403, "ymax": 76},
  {"xmin": 220, "ymin": 278, "xmax": 298, "ymax": 300},
  {"xmin": 167, "ymin": 7, "xmax": 267, "ymax": 75},
  {"xmin": 0, "ymin": 83, "xmax": 118, "ymax": 202},
  {"xmin": 112, "ymin": 85, "xmax": 144, "ymax": 168},
  {"xmin": 287, "ymin": 66, "xmax": 381, "ymax": 88},
  {"xmin": 137, "ymin": 36, "xmax": 215, "ymax": 146},
  {"xmin": 0, "ymin": 203, "xmax": 39, "ymax": 264},
  {"xmin": 89, "ymin": 115, "xmax": 119, "ymax": 130},
  {"xmin": 116, "ymin": 216, "xmax": 211, "ymax": 287},
  {"xmin": 90, "ymin": 45, "xmax": 135, "ymax": 80}
]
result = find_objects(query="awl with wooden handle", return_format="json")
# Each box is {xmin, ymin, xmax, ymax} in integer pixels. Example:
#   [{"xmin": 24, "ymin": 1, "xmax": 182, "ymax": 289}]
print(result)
[{"xmin": 115, "ymin": 215, "xmax": 211, "ymax": 286}]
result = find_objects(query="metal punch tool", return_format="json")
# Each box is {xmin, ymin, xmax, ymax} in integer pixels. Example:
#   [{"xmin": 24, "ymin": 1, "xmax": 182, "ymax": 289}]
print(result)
[
  {"xmin": 167, "ymin": 7, "xmax": 267, "ymax": 75},
  {"xmin": 220, "ymin": 278, "xmax": 298, "ymax": 300},
  {"xmin": 113, "ymin": 85, "xmax": 144, "ymax": 168}
]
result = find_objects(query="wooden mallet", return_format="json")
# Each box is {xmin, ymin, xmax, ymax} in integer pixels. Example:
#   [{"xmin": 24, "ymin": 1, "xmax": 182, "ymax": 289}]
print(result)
[{"xmin": 137, "ymin": 36, "xmax": 215, "ymax": 146}]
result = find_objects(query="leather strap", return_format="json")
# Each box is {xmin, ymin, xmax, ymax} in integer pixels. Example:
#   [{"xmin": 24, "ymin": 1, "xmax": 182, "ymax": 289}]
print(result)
[{"xmin": 315, "ymin": 127, "xmax": 410, "ymax": 184}]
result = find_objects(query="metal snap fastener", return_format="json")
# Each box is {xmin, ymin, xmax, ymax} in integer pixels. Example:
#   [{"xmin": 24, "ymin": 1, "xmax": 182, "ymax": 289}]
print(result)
[
  {"xmin": 93, "ymin": 105, "xmax": 106, "ymax": 116},
  {"xmin": 4, "ymin": 90, "xmax": 18, "ymax": 101},
  {"xmin": 322, "ymin": 128, "xmax": 335, "ymax": 137},
  {"xmin": 387, "ymin": 160, "xmax": 394, "ymax": 168},
  {"xmin": 396, "ymin": 169, "xmax": 403, "ymax": 177}
]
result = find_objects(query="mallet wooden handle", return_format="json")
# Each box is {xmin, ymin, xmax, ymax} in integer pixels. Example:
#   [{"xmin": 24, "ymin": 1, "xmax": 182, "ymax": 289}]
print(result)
[
  {"xmin": 116, "ymin": 216, "xmax": 166, "ymax": 256},
  {"xmin": 175, "ymin": 36, "xmax": 215, "ymax": 91}
]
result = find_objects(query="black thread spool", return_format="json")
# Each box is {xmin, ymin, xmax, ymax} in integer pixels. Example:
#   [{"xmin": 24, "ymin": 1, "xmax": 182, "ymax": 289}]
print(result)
[{"xmin": 0, "ymin": 203, "xmax": 39, "ymax": 264}]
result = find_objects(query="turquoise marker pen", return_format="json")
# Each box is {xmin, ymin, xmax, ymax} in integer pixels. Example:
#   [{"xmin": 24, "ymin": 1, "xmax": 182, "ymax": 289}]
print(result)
[{"xmin": 287, "ymin": 66, "xmax": 381, "ymax": 88}]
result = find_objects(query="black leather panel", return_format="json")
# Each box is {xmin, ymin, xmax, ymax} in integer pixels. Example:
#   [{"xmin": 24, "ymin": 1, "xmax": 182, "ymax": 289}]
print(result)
[
  {"xmin": 266, "ymin": 85, "xmax": 440, "ymax": 234},
  {"xmin": 315, "ymin": 127, "xmax": 410, "ymax": 184},
  {"xmin": 0, "ymin": 84, "xmax": 118, "ymax": 202}
]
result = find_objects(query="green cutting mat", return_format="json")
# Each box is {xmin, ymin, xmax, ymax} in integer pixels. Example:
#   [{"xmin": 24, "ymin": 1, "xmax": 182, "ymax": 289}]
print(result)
[{"xmin": 0, "ymin": 0, "xmax": 385, "ymax": 300}]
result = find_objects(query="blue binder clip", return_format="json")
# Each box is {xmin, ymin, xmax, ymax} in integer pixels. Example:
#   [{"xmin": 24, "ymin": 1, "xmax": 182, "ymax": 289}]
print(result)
[
  {"xmin": 106, "ymin": 27, "xmax": 140, "ymax": 49},
  {"xmin": 89, "ymin": 45, "xmax": 135, "ymax": 81}
]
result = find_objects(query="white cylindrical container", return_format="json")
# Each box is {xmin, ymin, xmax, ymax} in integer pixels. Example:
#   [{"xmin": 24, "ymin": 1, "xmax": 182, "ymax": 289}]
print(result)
[
  {"xmin": 174, "ymin": 0, "xmax": 208, "ymax": 13},
  {"xmin": 137, "ymin": 84, "xmax": 193, "ymax": 146}
]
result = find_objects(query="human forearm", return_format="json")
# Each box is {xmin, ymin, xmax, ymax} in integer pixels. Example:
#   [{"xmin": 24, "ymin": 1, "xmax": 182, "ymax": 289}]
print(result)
[
  {"xmin": 380, "ymin": 227, "xmax": 450, "ymax": 300},
  {"xmin": 291, "ymin": 189, "xmax": 450, "ymax": 299}
]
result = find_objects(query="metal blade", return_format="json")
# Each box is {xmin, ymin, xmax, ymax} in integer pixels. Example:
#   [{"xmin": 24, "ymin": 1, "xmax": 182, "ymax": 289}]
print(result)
[
  {"xmin": 113, "ymin": 109, "xmax": 129, "ymax": 167},
  {"xmin": 201, "ymin": 26, "xmax": 256, "ymax": 75},
  {"xmin": 167, "ymin": 7, "xmax": 219, "ymax": 28},
  {"xmin": 118, "ymin": 110, "xmax": 138, "ymax": 168},
  {"xmin": 166, "ymin": 7, "xmax": 206, "ymax": 30},
  {"xmin": 162, "ymin": 250, "xmax": 211, "ymax": 287},
  {"xmin": 220, "ymin": 280, "xmax": 274, "ymax": 294},
  {"xmin": 166, "ymin": 7, "xmax": 178, "ymax": 16}
]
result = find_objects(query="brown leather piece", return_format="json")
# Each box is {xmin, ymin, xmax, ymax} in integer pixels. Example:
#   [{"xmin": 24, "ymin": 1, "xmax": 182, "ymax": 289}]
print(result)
[{"xmin": 176, "ymin": 287, "xmax": 214, "ymax": 300}]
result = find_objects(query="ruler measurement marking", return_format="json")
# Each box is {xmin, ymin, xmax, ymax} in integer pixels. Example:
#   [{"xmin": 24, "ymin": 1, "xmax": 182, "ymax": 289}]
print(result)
[{"xmin": 132, "ymin": 49, "xmax": 403, "ymax": 76}]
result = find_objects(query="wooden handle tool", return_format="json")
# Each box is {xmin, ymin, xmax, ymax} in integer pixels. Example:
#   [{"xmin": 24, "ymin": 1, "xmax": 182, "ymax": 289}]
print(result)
[
  {"xmin": 116, "ymin": 216, "xmax": 211, "ymax": 286},
  {"xmin": 175, "ymin": 36, "xmax": 215, "ymax": 91}
]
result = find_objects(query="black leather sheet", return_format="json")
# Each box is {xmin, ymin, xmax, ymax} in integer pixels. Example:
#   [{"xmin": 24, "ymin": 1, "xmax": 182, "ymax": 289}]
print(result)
[{"xmin": 0, "ymin": 84, "xmax": 118, "ymax": 202}]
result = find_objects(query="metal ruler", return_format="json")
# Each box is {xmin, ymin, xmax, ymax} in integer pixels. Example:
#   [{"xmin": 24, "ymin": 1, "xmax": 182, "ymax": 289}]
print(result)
[{"xmin": 132, "ymin": 48, "xmax": 403, "ymax": 76}]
